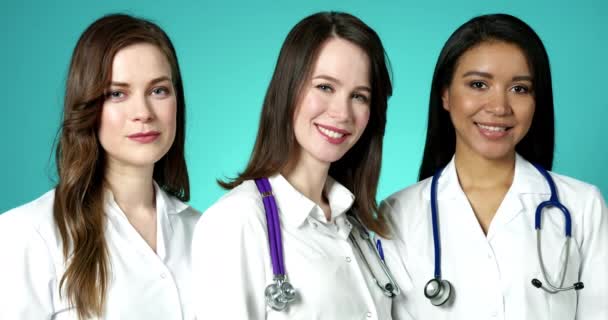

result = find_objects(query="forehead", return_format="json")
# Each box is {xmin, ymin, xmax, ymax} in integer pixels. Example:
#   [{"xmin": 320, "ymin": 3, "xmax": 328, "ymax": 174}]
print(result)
[
  {"xmin": 310, "ymin": 37, "xmax": 371, "ymax": 84},
  {"xmin": 110, "ymin": 43, "xmax": 172, "ymax": 81},
  {"xmin": 455, "ymin": 41, "xmax": 531, "ymax": 76}
]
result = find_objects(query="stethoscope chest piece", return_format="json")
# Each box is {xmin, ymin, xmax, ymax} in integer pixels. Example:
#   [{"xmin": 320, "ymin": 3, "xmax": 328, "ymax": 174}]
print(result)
[
  {"xmin": 265, "ymin": 276, "xmax": 297, "ymax": 311},
  {"xmin": 424, "ymin": 278, "xmax": 452, "ymax": 306}
]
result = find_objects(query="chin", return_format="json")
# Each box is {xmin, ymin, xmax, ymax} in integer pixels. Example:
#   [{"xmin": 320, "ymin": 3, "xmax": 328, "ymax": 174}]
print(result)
[
  {"xmin": 116, "ymin": 153, "xmax": 166, "ymax": 168},
  {"xmin": 311, "ymin": 150, "xmax": 347, "ymax": 165},
  {"xmin": 474, "ymin": 146, "xmax": 516, "ymax": 161}
]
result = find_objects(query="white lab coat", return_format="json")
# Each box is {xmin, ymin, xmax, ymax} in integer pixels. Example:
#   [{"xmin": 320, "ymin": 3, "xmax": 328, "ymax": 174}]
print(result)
[
  {"xmin": 191, "ymin": 174, "xmax": 395, "ymax": 320},
  {"xmin": 381, "ymin": 154, "xmax": 608, "ymax": 320},
  {"xmin": 0, "ymin": 182, "xmax": 200, "ymax": 320}
]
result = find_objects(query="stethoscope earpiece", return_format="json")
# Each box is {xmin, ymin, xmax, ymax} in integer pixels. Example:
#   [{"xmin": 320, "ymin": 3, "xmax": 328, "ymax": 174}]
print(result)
[
  {"xmin": 531, "ymin": 278, "xmax": 584, "ymax": 293},
  {"xmin": 424, "ymin": 278, "xmax": 452, "ymax": 306}
]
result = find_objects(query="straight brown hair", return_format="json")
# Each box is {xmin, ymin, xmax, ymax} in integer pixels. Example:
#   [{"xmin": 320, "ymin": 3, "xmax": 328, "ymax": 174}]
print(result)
[
  {"xmin": 220, "ymin": 11, "xmax": 392, "ymax": 237},
  {"xmin": 53, "ymin": 14, "xmax": 189, "ymax": 319}
]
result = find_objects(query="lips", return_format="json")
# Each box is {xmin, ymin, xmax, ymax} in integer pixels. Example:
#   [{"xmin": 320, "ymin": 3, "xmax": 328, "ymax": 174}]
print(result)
[
  {"xmin": 127, "ymin": 131, "xmax": 160, "ymax": 143},
  {"xmin": 315, "ymin": 124, "xmax": 350, "ymax": 144},
  {"xmin": 475, "ymin": 122, "xmax": 512, "ymax": 139}
]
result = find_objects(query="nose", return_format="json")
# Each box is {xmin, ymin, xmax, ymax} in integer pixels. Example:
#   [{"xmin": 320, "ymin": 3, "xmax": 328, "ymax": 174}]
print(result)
[
  {"xmin": 486, "ymin": 89, "xmax": 513, "ymax": 116},
  {"xmin": 327, "ymin": 95, "xmax": 351, "ymax": 122},
  {"xmin": 132, "ymin": 95, "xmax": 154, "ymax": 123}
]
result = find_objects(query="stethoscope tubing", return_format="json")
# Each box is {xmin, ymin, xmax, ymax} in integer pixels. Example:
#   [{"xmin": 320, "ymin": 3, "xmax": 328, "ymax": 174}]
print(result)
[
  {"xmin": 429, "ymin": 162, "xmax": 579, "ymax": 297},
  {"xmin": 255, "ymin": 178, "xmax": 285, "ymax": 276},
  {"xmin": 348, "ymin": 215, "xmax": 401, "ymax": 297},
  {"xmin": 255, "ymin": 177, "xmax": 400, "ymax": 306},
  {"xmin": 430, "ymin": 167, "xmax": 444, "ymax": 279}
]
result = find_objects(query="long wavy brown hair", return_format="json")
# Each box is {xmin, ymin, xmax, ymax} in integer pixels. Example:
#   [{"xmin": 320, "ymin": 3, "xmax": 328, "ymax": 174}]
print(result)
[
  {"xmin": 219, "ymin": 12, "xmax": 392, "ymax": 237},
  {"xmin": 53, "ymin": 14, "xmax": 189, "ymax": 319}
]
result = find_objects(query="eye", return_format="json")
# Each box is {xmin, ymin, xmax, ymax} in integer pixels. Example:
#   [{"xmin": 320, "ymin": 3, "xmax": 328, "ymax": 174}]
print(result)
[
  {"xmin": 151, "ymin": 86, "xmax": 170, "ymax": 96},
  {"xmin": 106, "ymin": 90, "xmax": 126, "ymax": 101},
  {"xmin": 316, "ymin": 84, "xmax": 334, "ymax": 93},
  {"xmin": 469, "ymin": 81, "xmax": 487, "ymax": 90},
  {"xmin": 511, "ymin": 85, "xmax": 531, "ymax": 94},
  {"xmin": 352, "ymin": 93, "xmax": 370, "ymax": 104}
]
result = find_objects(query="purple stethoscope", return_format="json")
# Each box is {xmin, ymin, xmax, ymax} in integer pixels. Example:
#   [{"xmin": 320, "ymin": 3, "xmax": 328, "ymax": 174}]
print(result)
[
  {"xmin": 255, "ymin": 177, "xmax": 400, "ymax": 311},
  {"xmin": 423, "ymin": 163, "xmax": 584, "ymax": 307}
]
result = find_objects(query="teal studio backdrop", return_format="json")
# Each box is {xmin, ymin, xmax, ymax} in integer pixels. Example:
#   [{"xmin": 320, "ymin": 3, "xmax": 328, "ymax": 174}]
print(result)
[{"xmin": 1, "ymin": 0, "xmax": 606, "ymax": 213}]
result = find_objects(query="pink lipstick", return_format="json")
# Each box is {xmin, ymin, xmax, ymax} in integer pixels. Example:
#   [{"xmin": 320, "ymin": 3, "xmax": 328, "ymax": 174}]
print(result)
[{"xmin": 128, "ymin": 131, "xmax": 160, "ymax": 143}]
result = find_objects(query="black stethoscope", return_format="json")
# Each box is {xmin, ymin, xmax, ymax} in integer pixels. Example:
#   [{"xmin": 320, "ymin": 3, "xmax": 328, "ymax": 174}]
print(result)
[
  {"xmin": 424, "ymin": 163, "xmax": 584, "ymax": 306},
  {"xmin": 254, "ymin": 177, "xmax": 400, "ymax": 311}
]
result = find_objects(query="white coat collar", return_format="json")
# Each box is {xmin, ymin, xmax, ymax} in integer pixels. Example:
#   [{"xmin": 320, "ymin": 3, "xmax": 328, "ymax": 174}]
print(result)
[
  {"xmin": 426, "ymin": 153, "xmax": 552, "ymax": 200},
  {"xmin": 268, "ymin": 174, "xmax": 355, "ymax": 228},
  {"xmin": 425, "ymin": 153, "xmax": 553, "ymax": 239},
  {"xmin": 104, "ymin": 181, "xmax": 191, "ymax": 259},
  {"xmin": 104, "ymin": 181, "xmax": 190, "ymax": 217}
]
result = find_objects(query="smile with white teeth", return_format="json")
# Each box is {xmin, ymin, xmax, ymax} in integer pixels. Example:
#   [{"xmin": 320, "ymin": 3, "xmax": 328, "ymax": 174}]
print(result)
[
  {"xmin": 317, "ymin": 125, "xmax": 345, "ymax": 139},
  {"xmin": 476, "ymin": 123, "xmax": 508, "ymax": 132}
]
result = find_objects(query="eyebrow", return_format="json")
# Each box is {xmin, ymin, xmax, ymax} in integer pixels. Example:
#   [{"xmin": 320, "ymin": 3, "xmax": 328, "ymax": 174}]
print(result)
[
  {"xmin": 109, "ymin": 76, "xmax": 172, "ymax": 87},
  {"xmin": 462, "ymin": 71, "xmax": 532, "ymax": 82},
  {"xmin": 313, "ymin": 74, "xmax": 371, "ymax": 92}
]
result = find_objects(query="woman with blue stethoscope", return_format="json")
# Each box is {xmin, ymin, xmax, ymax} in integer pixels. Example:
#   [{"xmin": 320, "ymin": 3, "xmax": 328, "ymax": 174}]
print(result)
[
  {"xmin": 381, "ymin": 13, "xmax": 608, "ymax": 320},
  {"xmin": 191, "ymin": 11, "xmax": 408, "ymax": 320}
]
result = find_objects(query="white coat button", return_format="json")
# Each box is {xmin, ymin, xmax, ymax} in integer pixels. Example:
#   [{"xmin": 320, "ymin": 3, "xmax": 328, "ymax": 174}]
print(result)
[
  {"xmin": 346, "ymin": 257, "xmax": 352, "ymax": 263},
  {"xmin": 160, "ymin": 273, "xmax": 167, "ymax": 279},
  {"xmin": 366, "ymin": 311, "xmax": 372, "ymax": 318},
  {"xmin": 312, "ymin": 222, "xmax": 318, "ymax": 228}
]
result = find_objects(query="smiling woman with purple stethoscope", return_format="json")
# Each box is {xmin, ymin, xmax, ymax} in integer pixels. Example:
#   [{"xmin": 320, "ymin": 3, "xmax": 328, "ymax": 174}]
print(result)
[{"xmin": 191, "ymin": 11, "xmax": 407, "ymax": 320}]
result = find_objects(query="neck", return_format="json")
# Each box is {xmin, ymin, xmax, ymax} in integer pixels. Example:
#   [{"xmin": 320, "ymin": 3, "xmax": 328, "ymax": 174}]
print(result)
[
  {"xmin": 281, "ymin": 154, "xmax": 330, "ymax": 207},
  {"xmin": 104, "ymin": 159, "xmax": 156, "ymax": 215},
  {"xmin": 454, "ymin": 146, "xmax": 516, "ymax": 190}
]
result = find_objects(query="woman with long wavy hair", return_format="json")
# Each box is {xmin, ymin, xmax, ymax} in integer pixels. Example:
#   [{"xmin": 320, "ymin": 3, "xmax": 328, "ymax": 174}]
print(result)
[{"xmin": 0, "ymin": 14, "xmax": 199, "ymax": 319}]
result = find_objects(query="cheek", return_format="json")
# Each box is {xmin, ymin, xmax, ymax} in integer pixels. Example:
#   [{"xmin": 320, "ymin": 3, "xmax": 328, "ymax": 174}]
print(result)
[
  {"xmin": 293, "ymin": 91, "xmax": 325, "ymax": 127},
  {"xmin": 452, "ymin": 97, "xmax": 477, "ymax": 118},
  {"xmin": 447, "ymin": 88, "xmax": 479, "ymax": 117},
  {"xmin": 524, "ymin": 103, "xmax": 535, "ymax": 126},
  {"xmin": 514, "ymin": 98, "xmax": 535, "ymax": 129},
  {"xmin": 156, "ymin": 99, "xmax": 177, "ymax": 130},
  {"xmin": 355, "ymin": 107, "xmax": 371, "ymax": 131},
  {"xmin": 99, "ymin": 104, "xmax": 125, "ymax": 139}
]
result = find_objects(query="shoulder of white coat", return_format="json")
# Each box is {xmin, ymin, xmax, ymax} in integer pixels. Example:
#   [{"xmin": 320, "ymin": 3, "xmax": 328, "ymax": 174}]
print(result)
[
  {"xmin": 548, "ymin": 171, "xmax": 606, "ymax": 217},
  {"xmin": 0, "ymin": 189, "xmax": 57, "ymax": 238},
  {"xmin": 548, "ymin": 171, "xmax": 601, "ymax": 199},
  {"xmin": 380, "ymin": 178, "xmax": 432, "ymax": 236},
  {"xmin": 0, "ymin": 190, "xmax": 60, "ymax": 266},
  {"xmin": 382, "ymin": 178, "xmax": 431, "ymax": 217},
  {"xmin": 194, "ymin": 180, "xmax": 266, "ymax": 237}
]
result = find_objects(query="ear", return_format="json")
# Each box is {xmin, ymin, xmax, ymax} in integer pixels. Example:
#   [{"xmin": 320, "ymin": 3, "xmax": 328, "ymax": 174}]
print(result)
[{"xmin": 441, "ymin": 87, "xmax": 450, "ymax": 111}]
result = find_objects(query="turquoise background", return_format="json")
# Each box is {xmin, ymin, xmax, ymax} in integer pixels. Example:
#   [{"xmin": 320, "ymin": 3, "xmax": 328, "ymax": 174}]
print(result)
[{"xmin": 1, "ymin": 0, "xmax": 606, "ymax": 213}]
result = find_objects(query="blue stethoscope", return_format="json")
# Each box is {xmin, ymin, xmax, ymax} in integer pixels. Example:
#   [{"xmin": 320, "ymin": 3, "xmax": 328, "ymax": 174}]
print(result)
[
  {"xmin": 254, "ymin": 177, "xmax": 400, "ymax": 311},
  {"xmin": 424, "ymin": 163, "xmax": 585, "ymax": 306}
]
